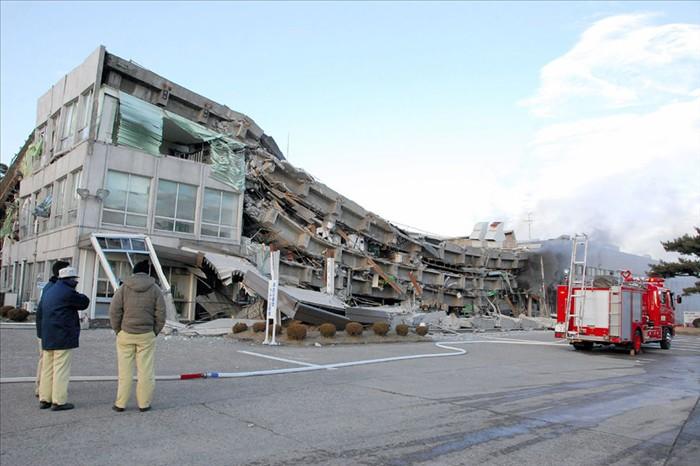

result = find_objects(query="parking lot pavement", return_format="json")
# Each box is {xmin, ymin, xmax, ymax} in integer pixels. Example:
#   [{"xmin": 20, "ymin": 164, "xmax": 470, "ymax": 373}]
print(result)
[{"xmin": 1, "ymin": 327, "xmax": 698, "ymax": 466}]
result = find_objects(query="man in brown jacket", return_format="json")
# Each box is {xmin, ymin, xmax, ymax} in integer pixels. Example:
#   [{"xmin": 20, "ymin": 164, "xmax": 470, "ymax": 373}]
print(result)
[{"xmin": 109, "ymin": 260, "xmax": 165, "ymax": 412}]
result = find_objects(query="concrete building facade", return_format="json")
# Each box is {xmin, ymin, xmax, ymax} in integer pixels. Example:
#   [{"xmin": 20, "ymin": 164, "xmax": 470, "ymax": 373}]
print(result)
[{"xmin": 0, "ymin": 47, "xmax": 271, "ymax": 321}]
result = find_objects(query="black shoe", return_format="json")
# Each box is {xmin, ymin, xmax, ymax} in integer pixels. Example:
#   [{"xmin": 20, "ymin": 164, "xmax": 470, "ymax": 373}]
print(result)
[
  {"xmin": 39, "ymin": 401, "xmax": 51, "ymax": 410},
  {"xmin": 139, "ymin": 406, "xmax": 151, "ymax": 412},
  {"xmin": 112, "ymin": 405, "xmax": 125, "ymax": 412},
  {"xmin": 51, "ymin": 403, "xmax": 74, "ymax": 411}
]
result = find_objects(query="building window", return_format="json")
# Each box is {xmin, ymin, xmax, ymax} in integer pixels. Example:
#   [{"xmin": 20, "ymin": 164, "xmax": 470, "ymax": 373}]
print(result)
[
  {"xmin": 66, "ymin": 170, "xmax": 81, "ymax": 224},
  {"xmin": 19, "ymin": 197, "xmax": 32, "ymax": 239},
  {"xmin": 155, "ymin": 180, "xmax": 196, "ymax": 234},
  {"xmin": 52, "ymin": 177, "xmax": 66, "ymax": 228},
  {"xmin": 96, "ymin": 260, "xmax": 131, "ymax": 299},
  {"xmin": 21, "ymin": 263, "xmax": 34, "ymax": 303},
  {"xmin": 36, "ymin": 185, "xmax": 52, "ymax": 233},
  {"xmin": 0, "ymin": 266, "xmax": 7, "ymax": 292},
  {"xmin": 201, "ymin": 188, "xmax": 237, "ymax": 239},
  {"xmin": 59, "ymin": 101, "xmax": 77, "ymax": 151},
  {"xmin": 78, "ymin": 88, "xmax": 93, "ymax": 141},
  {"xmin": 50, "ymin": 111, "xmax": 61, "ymax": 154},
  {"xmin": 102, "ymin": 171, "xmax": 150, "ymax": 227}
]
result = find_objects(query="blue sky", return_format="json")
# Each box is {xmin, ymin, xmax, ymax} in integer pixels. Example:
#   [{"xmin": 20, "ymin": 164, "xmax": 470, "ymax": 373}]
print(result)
[{"xmin": 1, "ymin": 1, "xmax": 699, "ymax": 258}]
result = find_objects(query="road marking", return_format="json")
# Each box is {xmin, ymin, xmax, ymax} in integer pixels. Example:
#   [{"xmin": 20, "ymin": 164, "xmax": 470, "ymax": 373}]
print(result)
[{"xmin": 237, "ymin": 350, "xmax": 322, "ymax": 368}]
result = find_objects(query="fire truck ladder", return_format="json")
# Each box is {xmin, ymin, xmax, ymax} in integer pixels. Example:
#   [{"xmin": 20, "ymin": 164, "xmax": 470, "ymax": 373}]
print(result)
[{"xmin": 565, "ymin": 234, "xmax": 589, "ymax": 338}]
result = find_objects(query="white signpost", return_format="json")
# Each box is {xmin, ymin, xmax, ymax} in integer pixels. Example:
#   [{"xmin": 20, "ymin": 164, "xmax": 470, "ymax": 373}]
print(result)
[
  {"xmin": 325, "ymin": 257, "xmax": 335, "ymax": 295},
  {"xmin": 263, "ymin": 248, "xmax": 281, "ymax": 345}
]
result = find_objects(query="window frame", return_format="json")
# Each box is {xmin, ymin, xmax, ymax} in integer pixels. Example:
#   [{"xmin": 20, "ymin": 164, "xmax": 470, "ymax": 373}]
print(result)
[
  {"xmin": 154, "ymin": 179, "xmax": 197, "ymax": 235},
  {"xmin": 58, "ymin": 100, "xmax": 78, "ymax": 152},
  {"xmin": 201, "ymin": 188, "xmax": 237, "ymax": 239},
  {"xmin": 78, "ymin": 87, "xmax": 94, "ymax": 141},
  {"xmin": 102, "ymin": 170, "xmax": 151, "ymax": 228}
]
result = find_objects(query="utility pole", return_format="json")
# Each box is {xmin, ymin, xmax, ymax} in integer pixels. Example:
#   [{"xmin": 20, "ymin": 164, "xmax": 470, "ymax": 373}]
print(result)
[{"xmin": 525, "ymin": 212, "xmax": 534, "ymax": 241}]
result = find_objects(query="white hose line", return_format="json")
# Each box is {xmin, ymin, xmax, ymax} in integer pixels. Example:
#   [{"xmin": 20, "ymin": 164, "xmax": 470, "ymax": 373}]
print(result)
[{"xmin": 0, "ymin": 339, "xmax": 555, "ymax": 384}]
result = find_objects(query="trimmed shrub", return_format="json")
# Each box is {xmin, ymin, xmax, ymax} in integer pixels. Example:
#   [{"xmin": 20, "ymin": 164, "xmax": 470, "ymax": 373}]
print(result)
[
  {"xmin": 232, "ymin": 322, "xmax": 248, "ymax": 334},
  {"xmin": 372, "ymin": 321, "xmax": 390, "ymax": 336},
  {"xmin": 319, "ymin": 323, "xmax": 337, "ymax": 338},
  {"xmin": 8, "ymin": 308, "xmax": 29, "ymax": 322},
  {"xmin": 252, "ymin": 321, "xmax": 266, "ymax": 333},
  {"xmin": 345, "ymin": 322, "xmax": 363, "ymax": 336},
  {"xmin": 693, "ymin": 318, "xmax": 700, "ymax": 328},
  {"xmin": 395, "ymin": 324, "xmax": 409, "ymax": 336},
  {"xmin": 415, "ymin": 324, "xmax": 429, "ymax": 336},
  {"xmin": 287, "ymin": 323, "xmax": 307, "ymax": 340},
  {"xmin": 0, "ymin": 305, "xmax": 13, "ymax": 318}
]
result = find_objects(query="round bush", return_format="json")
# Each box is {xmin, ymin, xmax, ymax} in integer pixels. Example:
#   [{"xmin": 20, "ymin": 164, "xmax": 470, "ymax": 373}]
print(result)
[
  {"xmin": 345, "ymin": 322, "xmax": 363, "ymax": 336},
  {"xmin": 287, "ymin": 323, "xmax": 307, "ymax": 340},
  {"xmin": 372, "ymin": 321, "xmax": 390, "ymax": 336},
  {"xmin": 319, "ymin": 323, "xmax": 337, "ymax": 338},
  {"xmin": 415, "ymin": 324, "xmax": 429, "ymax": 336},
  {"xmin": 0, "ymin": 305, "xmax": 14, "ymax": 318},
  {"xmin": 232, "ymin": 322, "xmax": 248, "ymax": 334},
  {"xmin": 8, "ymin": 308, "xmax": 29, "ymax": 322},
  {"xmin": 252, "ymin": 321, "xmax": 266, "ymax": 333},
  {"xmin": 395, "ymin": 324, "xmax": 409, "ymax": 336},
  {"xmin": 693, "ymin": 318, "xmax": 700, "ymax": 328}
]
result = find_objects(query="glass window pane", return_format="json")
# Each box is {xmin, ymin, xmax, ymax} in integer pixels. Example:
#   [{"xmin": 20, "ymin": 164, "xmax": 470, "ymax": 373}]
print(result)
[
  {"xmin": 175, "ymin": 221, "xmax": 194, "ymax": 234},
  {"xmin": 104, "ymin": 171, "xmax": 128, "ymax": 210},
  {"xmin": 220, "ymin": 192, "xmax": 236, "ymax": 226},
  {"xmin": 201, "ymin": 224, "xmax": 219, "ymax": 237},
  {"xmin": 131, "ymin": 239, "xmax": 146, "ymax": 251},
  {"xmin": 219, "ymin": 227, "xmax": 233, "ymax": 239},
  {"xmin": 128, "ymin": 175, "xmax": 150, "ymax": 214},
  {"xmin": 176, "ymin": 184, "xmax": 196, "ymax": 221},
  {"xmin": 103, "ymin": 210, "xmax": 125, "ymax": 225},
  {"xmin": 154, "ymin": 217, "xmax": 174, "ymax": 232},
  {"xmin": 126, "ymin": 214, "xmax": 147, "ymax": 228},
  {"xmin": 107, "ymin": 239, "xmax": 121, "ymax": 249},
  {"xmin": 203, "ymin": 189, "xmax": 220, "ymax": 223},
  {"xmin": 156, "ymin": 180, "xmax": 177, "ymax": 217}
]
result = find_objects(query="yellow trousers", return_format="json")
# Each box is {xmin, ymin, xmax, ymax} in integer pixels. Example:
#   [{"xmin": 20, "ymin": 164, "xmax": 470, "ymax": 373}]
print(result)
[
  {"xmin": 115, "ymin": 331, "xmax": 156, "ymax": 409},
  {"xmin": 35, "ymin": 338, "xmax": 42, "ymax": 396},
  {"xmin": 39, "ymin": 349, "xmax": 72, "ymax": 405}
]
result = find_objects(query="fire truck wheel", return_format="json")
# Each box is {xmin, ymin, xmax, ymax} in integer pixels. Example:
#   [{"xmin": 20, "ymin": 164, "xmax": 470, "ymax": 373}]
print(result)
[
  {"xmin": 573, "ymin": 342, "xmax": 593, "ymax": 351},
  {"xmin": 631, "ymin": 330, "xmax": 643, "ymax": 355},
  {"xmin": 660, "ymin": 328, "xmax": 672, "ymax": 350}
]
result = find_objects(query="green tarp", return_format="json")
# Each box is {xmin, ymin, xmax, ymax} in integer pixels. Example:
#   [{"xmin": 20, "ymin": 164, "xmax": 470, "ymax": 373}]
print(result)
[
  {"xmin": 1, "ymin": 202, "xmax": 17, "ymax": 237},
  {"xmin": 117, "ymin": 91, "xmax": 164, "ymax": 157},
  {"xmin": 116, "ymin": 91, "xmax": 245, "ymax": 192},
  {"xmin": 20, "ymin": 139, "xmax": 43, "ymax": 177}
]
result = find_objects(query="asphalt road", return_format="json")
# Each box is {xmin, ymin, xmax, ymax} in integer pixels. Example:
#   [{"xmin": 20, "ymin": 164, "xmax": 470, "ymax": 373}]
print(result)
[{"xmin": 1, "ymin": 327, "xmax": 698, "ymax": 466}]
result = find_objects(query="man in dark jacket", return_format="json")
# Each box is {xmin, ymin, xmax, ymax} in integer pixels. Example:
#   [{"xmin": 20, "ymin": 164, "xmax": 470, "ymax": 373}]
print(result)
[
  {"xmin": 38, "ymin": 266, "xmax": 90, "ymax": 411},
  {"xmin": 109, "ymin": 260, "xmax": 165, "ymax": 412},
  {"xmin": 35, "ymin": 260, "xmax": 70, "ymax": 397}
]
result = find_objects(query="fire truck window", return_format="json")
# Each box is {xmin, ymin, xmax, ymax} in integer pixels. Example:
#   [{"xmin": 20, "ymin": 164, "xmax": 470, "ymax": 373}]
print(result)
[{"xmin": 659, "ymin": 292, "xmax": 666, "ymax": 305}]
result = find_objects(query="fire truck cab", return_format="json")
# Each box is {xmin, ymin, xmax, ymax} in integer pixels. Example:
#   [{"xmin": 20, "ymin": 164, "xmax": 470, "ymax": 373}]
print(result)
[{"xmin": 555, "ymin": 272, "xmax": 677, "ymax": 355}]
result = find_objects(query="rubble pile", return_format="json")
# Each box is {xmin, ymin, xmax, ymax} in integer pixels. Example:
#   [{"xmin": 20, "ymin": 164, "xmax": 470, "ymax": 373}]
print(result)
[{"xmin": 234, "ymin": 148, "xmax": 529, "ymax": 323}]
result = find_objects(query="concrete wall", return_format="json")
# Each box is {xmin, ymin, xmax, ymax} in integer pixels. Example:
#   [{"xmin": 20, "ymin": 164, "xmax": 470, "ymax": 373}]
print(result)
[{"xmin": 36, "ymin": 47, "xmax": 103, "ymax": 127}]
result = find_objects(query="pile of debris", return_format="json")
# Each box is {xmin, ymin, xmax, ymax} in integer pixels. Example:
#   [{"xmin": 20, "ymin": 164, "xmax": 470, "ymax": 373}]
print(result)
[{"xmin": 196, "ymin": 148, "xmax": 530, "ymax": 327}]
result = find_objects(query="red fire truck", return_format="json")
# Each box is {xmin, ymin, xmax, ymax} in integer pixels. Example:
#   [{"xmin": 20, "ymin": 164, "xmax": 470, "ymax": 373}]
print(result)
[{"xmin": 555, "ymin": 270, "xmax": 678, "ymax": 355}]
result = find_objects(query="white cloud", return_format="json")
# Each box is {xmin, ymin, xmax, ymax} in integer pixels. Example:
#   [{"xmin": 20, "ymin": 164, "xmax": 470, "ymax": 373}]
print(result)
[
  {"xmin": 515, "ymin": 13, "xmax": 700, "ymax": 259},
  {"xmin": 521, "ymin": 13, "xmax": 700, "ymax": 117}
]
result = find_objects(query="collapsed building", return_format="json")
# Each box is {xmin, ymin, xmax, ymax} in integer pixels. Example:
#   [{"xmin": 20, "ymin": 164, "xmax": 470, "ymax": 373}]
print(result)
[{"xmin": 0, "ymin": 46, "xmax": 528, "ymax": 328}]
